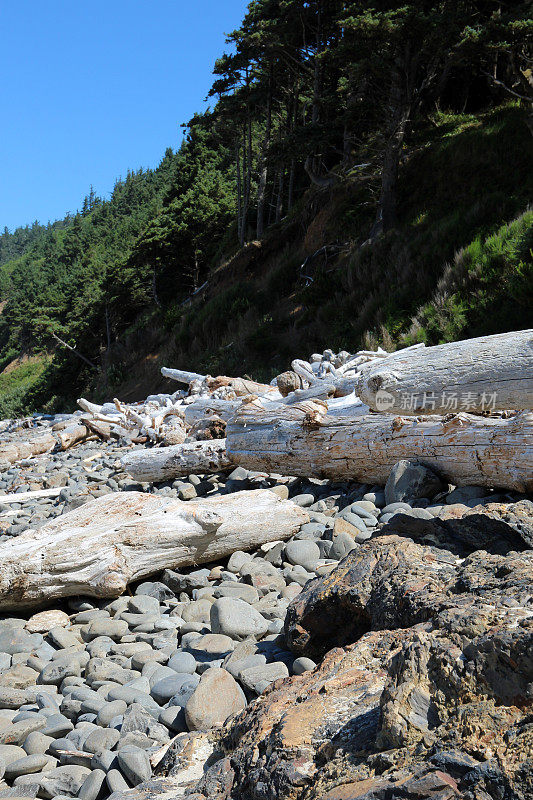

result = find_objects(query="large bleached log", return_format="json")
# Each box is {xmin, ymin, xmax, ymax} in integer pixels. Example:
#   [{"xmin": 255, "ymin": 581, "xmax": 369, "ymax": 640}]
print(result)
[
  {"xmin": 0, "ymin": 490, "xmax": 309, "ymax": 610},
  {"xmin": 183, "ymin": 398, "xmax": 242, "ymax": 426},
  {"xmin": 0, "ymin": 433, "xmax": 56, "ymax": 465},
  {"xmin": 226, "ymin": 401, "xmax": 533, "ymax": 492},
  {"xmin": 121, "ymin": 439, "xmax": 233, "ymax": 482},
  {"xmin": 357, "ymin": 329, "xmax": 533, "ymax": 414},
  {"xmin": 56, "ymin": 423, "xmax": 93, "ymax": 450}
]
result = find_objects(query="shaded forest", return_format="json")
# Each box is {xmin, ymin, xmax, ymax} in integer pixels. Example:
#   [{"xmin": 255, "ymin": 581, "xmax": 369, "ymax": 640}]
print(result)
[{"xmin": 0, "ymin": 0, "xmax": 531, "ymax": 416}]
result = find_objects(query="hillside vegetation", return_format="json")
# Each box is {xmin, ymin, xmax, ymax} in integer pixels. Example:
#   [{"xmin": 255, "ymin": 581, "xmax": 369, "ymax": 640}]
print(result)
[{"xmin": 0, "ymin": 0, "xmax": 531, "ymax": 414}]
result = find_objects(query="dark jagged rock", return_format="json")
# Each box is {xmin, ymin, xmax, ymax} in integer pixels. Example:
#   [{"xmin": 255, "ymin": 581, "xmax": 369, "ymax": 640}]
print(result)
[
  {"xmin": 381, "ymin": 500, "xmax": 533, "ymax": 555},
  {"xmin": 284, "ymin": 535, "xmax": 533, "ymax": 658},
  {"xmin": 180, "ymin": 532, "xmax": 533, "ymax": 800}
]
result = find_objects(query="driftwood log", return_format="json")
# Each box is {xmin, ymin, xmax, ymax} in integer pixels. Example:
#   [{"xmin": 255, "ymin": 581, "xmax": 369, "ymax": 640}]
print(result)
[
  {"xmin": 226, "ymin": 402, "xmax": 533, "ymax": 492},
  {"xmin": 0, "ymin": 490, "xmax": 308, "ymax": 610},
  {"xmin": 122, "ymin": 440, "xmax": 232, "ymax": 482},
  {"xmin": 357, "ymin": 329, "xmax": 533, "ymax": 414},
  {"xmin": 0, "ymin": 433, "xmax": 56, "ymax": 465}
]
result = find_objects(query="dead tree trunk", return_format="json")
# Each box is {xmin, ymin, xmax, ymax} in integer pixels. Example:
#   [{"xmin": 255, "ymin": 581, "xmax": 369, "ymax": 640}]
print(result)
[{"xmin": 0, "ymin": 490, "xmax": 309, "ymax": 611}]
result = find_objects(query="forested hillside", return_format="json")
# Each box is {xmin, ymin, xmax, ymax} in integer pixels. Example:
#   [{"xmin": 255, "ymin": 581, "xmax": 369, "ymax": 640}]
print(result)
[{"xmin": 1, "ymin": 0, "xmax": 532, "ymax": 416}]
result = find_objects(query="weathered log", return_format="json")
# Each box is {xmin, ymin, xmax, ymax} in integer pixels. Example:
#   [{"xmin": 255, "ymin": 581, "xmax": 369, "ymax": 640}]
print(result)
[
  {"xmin": 83, "ymin": 418, "xmax": 111, "ymax": 440},
  {"xmin": 0, "ymin": 433, "xmax": 56, "ymax": 465},
  {"xmin": 0, "ymin": 490, "xmax": 308, "ymax": 610},
  {"xmin": 121, "ymin": 439, "xmax": 233, "ymax": 482},
  {"xmin": 207, "ymin": 375, "xmax": 273, "ymax": 397},
  {"xmin": 357, "ymin": 329, "xmax": 533, "ymax": 414},
  {"xmin": 56, "ymin": 424, "xmax": 93, "ymax": 450},
  {"xmin": 183, "ymin": 398, "xmax": 242, "ymax": 426},
  {"xmin": 226, "ymin": 401, "xmax": 533, "ymax": 492},
  {"xmin": 0, "ymin": 488, "xmax": 61, "ymax": 504},
  {"xmin": 161, "ymin": 367, "xmax": 205, "ymax": 384}
]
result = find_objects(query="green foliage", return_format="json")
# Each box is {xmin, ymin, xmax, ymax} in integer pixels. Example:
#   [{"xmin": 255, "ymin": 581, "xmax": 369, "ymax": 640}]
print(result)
[
  {"xmin": 0, "ymin": 357, "xmax": 48, "ymax": 418},
  {"xmin": 0, "ymin": 1, "xmax": 532, "ymax": 412}
]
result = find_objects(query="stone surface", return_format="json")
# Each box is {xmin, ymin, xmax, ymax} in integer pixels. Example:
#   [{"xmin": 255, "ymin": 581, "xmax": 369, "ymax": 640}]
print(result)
[
  {"xmin": 184, "ymin": 529, "xmax": 533, "ymax": 800},
  {"xmin": 210, "ymin": 597, "xmax": 269, "ymax": 642},
  {"xmin": 185, "ymin": 668, "xmax": 246, "ymax": 731},
  {"xmin": 382, "ymin": 499, "xmax": 533, "ymax": 555},
  {"xmin": 385, "ymin": 459, "xmax": 446, "ymax": 505}
]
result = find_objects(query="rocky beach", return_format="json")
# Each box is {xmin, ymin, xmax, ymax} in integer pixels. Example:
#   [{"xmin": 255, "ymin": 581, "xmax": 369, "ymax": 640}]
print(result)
[{"xmin": 0, "ymin": 335, "xmax": 532, "ymax": 800}]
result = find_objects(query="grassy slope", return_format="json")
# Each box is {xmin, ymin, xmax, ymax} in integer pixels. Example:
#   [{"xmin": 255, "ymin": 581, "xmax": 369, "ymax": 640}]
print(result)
[{"xmin": 104, "ymin": 103, "xmax": 532, "ymax": 398}]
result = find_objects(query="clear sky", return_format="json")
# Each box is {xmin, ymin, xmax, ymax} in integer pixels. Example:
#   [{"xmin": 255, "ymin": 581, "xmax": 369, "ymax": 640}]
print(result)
[{"xmin": 0, "ymin": 0, "xmax": 248, "ymax": 232}]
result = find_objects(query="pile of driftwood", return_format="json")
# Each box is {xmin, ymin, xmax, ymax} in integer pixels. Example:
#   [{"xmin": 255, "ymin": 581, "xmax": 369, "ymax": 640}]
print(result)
[
  {"xmin": 122, "ymin": 329, "xmax": 533, "ymax": 492},
  {"xmin": 0, "ymin": 329, "xmax": 531, "ymax": 611},
  {"xmin": 1, "ymin": 330, "xmax": 532, "ymax": 489}
]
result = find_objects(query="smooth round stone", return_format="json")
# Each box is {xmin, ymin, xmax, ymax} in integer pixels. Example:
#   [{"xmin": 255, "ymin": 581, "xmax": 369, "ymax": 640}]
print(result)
[
  {"xmin": 39, "ymin": 764, "xmax": 91, "ymax": 798},
  {"xmin": 0, "ymin": 754, "xmax": 4, "ymax": 780},
  {"xmin": 226, "ymin": 551, "xmax": 253, "ymax": 574},
  {"xmin": 0, "ymin": 743, "xmax": 26, "ymax": 765},
  {"xmin": 49, "ymin": 737, "xmax": 78, "ymax": 756},
  {"xmin": 185, "ymin": 669, "xmax": 246, "ymax": 731},
  {"xmin": 130, "ymin": 650, "xmax": 167, "ymax": 670},
  {"xmin": 91, "ymin": 749, "xmax": 117, "ymax": 772},
  {"xmin": 212, "ymin": 583, "xmax": 259, "ymax": 603},
  {"xmin": 292, "ymin": 657, "xmax": 316, "ymax": 675},
  {"xmin": 124, "ymin": 677, "xmax": 151, "ymax": 694},
  {"xmin": 159, "ymin": 706, "xmax": 187, "ymax": 732},
  {"xmin": 106, "ymin": 687, "xmax": 159, "ymax": 713},
  {"xmin": 147, "ymin": 665, "xmax": 177, "ymax": 690},
  {"xmin": 0, "ymin": 716, "xmax": 46, "ymax": 745},
  {"xmin": 380, "ymin": 502, "xmax": 412, "ymax": 516},
  {"xmin": 96, "ymin": 700, "xmax": 128, "ymax": 727},
  {"xmin": 186, "ymin": 634, "xmax": 234, "ymax": 662},
  {"xmin": 80, "ymin": 696, "xmax": 106, "ymax": 715},
  {"xmin": 239, "ymin": 661, "xmax": 289, "ymax": 695},
  {"xmin": 117, "ymin": 745, "xmax": 152, "ymax": 786},
  {"xmin": 4, "ymin": 753, "xmax": 50, "ymax": 778},
  {"xmin": 291, "ymin": 493, "xmax": 315, "ymax": 507},
  {"xmin": 0, "ymin": 687, "xmax": 31, "ymax": 710},
  {"xmin": 181, "ymin": 600, "xmax": 213, "ymax": 625},
  {"xmin": 23, "ymin": 731, "xmax": 54, "ymax": 755},
  {"xmin": 338, "ymin": 511, "xmax": 367, "ymax": 532},
  {"xmin": 349, "ymin": 504, "xmax": 379, "ymax": 526},
  {"xmin": 78, "ymin": 768, "xmax": 106, "ymax": 800},
  {"xmin": 0, "ymin": 628, "xmax": 42, "ymax": 656},
  {"xmin": 362, "ymin": 490, "xmax": 386, "ymax": 507},
  {"xmin": 284, "ymin": 540, "xmax": 320, "ymax": 571},
  {"xmin": 41, "ymin": 714, "xmax": 74, "ymax": 738},
  {"xmin": 167, "ymin": 651, "xmax": 197, "ymax": 675},
  {"xmin": 295, "ymin": 522, "xmax": 326, "ymax": 540},
  {"xmin": 106, "ymin": 768, "xmax": 130, "ymax": 793},
  {"xmin": 127, "ymin": 596, "xmax": 161, "ymax": 616},
  {"xmin": 210, "ymin": 597, "xmax": 269, "ymax": 642},
  {"xmin": 83, "ymin": 727, "xmax": 120, "ymax": 754},
  {"xmin": 83, "ymin": 620, "xmax": 128, "ymax": 642},
  {"xmin": 151, "ymin": 674, "xmax": 199, "ymax": 705}
]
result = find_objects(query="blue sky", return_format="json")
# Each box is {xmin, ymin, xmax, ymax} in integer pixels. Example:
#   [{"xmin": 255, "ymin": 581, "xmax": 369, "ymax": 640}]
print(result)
[{"xmin": 1, "ymin": 0, "xmax": 248, "ymax": 231}]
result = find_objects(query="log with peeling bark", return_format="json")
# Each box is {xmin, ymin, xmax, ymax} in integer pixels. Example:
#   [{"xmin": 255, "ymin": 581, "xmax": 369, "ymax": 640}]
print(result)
[
  {"xmin": 357, "ymin": 329, "xmax": 533, "ymax": 414},
  {"xmin": 56, "ymin": 423, "xmax": 94, "ymax": 450},
  {"xmin": 0, "ymin": 433, "xmax": 56, "ymax": 465},
  {"xmin": 121, "ymin": 439, "xmax": 233, "ymax": 482},
  {"xmin": 0, "ymin": 489, "xmax": 308, "ymax": 610},
  {"xmin": 225, "ymin": 400, "xmax": 533, "ymax": 492}
]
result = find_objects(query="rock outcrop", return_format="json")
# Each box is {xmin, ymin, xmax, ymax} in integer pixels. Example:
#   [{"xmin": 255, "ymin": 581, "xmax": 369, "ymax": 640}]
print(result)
[{"xmin": 184, "ymin": 534, "xmax": 533, "ymax": 800}]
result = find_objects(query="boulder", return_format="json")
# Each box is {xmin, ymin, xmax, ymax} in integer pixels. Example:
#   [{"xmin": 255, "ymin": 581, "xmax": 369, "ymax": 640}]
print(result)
[{"xmin": 385, "ymin": 460, "xmax": 446, "ymax": 505}]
